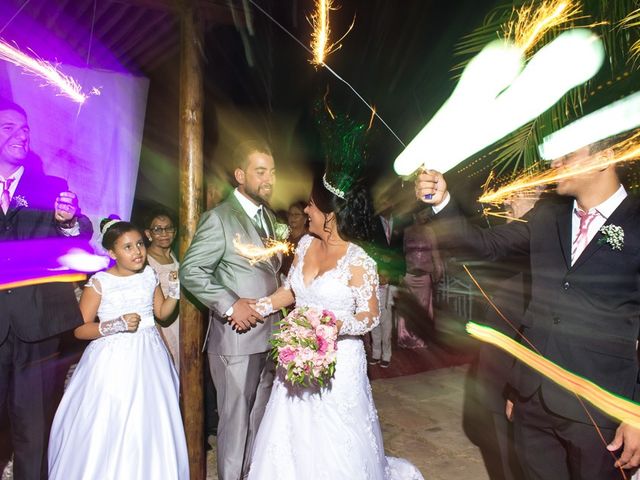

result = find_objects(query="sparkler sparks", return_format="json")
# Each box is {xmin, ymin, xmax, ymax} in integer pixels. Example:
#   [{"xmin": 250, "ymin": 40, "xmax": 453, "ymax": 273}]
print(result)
[
  {"xmin": 309, "ymin": 0, "xmax": 354, "ymax": 66},
  {"xmin": 233, "ymin": 235, "xmax": 293, "ymax": 265},
  {"xmin": 467, "ymin": 322, "xmax": 640, "ymax": 429},
  {"xmin": 619, "ymin": 8, "xmax": 640, "ymax": 64},
  {"xmin": 0, "ymin": 39, "xmax": 93, "ymax": 104},
  {"xmin": 479, "ymin": 131, "xmax": 640, "ymax": 205},
  {"xmin": 503, "ymin": 0, "xmax": 583, "ymax": 53}
]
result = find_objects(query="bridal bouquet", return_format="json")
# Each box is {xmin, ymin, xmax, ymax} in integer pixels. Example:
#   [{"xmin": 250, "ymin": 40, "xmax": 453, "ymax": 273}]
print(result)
[{"xmin": 270, "ymin": 306, "xmax": 339, "ymax": 387}]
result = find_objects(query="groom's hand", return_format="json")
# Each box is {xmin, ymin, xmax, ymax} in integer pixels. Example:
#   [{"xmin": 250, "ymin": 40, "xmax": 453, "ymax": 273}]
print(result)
[
  {"xmin": 414, "ymin": 169, "xmax": 447, "ymax": 206},
  {"xmin": 229, "ymin": 298, "xmax": 264, "ymax": 332}
]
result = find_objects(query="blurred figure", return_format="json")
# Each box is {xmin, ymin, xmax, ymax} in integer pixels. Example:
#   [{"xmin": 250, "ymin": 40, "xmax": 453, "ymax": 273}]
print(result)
[
  {"xmin": 368, "ymin": 194, "xmax": 407, "ymax": 368},
  {"xmin": 145, "ymin": 207, "xmax": 180, "ymax": 370},
  {"xmin": 462, "ymin": 191, "xmax": 539, "ymax": 480},
  {"xmin": 397, "ymin": 210, "xmax": 443, "ymax": 348},
  {"xmin": 280, "ymin": 200, "xmax": 308, "ymax": 277}
]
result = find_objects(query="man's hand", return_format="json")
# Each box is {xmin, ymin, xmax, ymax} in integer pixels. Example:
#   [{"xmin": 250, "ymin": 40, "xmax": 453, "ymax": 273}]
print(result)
[
  {"xmin": 54, "ymin": 191, "xmax": 79, "ymax": 224},
  {"xmin": 505, "ymin": 399, "xmax": 514, "ymax": 422},
  {"xmin": 228, "ymin": 298, "xmax": 263, "ymax": 332},
  {"xmin": 414, "ymin": 170, "xmax": 447, "ymax": 206},
  {"xmin": 607, "ymin": 422, "xmax": 640, "ymax": 469}
]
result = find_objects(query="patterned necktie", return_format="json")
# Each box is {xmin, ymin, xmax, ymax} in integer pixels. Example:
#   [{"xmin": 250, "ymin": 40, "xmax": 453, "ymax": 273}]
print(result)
[
  {"xmin": 571, "ymin": 209, "xmax": 598, "ymax": 264},
  {"xmin": 254, "ymin": 208, "xmax": 268, "ymax": 238},
  {"xmin": 0, "ymin": 178, "xmax": 13, "ymax": 214}
]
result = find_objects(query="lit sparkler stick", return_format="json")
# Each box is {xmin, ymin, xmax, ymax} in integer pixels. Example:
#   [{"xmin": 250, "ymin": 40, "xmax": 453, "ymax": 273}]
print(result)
[
  {"xmin": 503, "ymin": 0, "xmax": 583, "ymax": 53},
  {"xmin": 467, "ymin": 322, "xmax": 640, "ymax": 429},
  {"xmin": 309, "ymin": 0, "xmax": 354, "ymax": 66},
  {"xmin": 233, "ymin": 235, "xmax": 293, "ymax": 265},
  {"xmin": 0, "ymin": 39, "xmax": 92, "ymax": 104},
  {"xmin": 246, "ymin": 0, "xmax": 405, "ymax": 147},
  {"xmin": 394, "ymin": 29, "xmax": 604, "ymax": 176},
  {"xmin": 480, "ymin": 89, "xmax": 640, "ymax": 204}
]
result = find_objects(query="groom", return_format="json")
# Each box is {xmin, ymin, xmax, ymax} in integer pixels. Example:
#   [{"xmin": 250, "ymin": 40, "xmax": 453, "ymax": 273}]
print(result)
[{"xmin": 181, "ymin": 140, "xmax": 281, "ymax": 480}]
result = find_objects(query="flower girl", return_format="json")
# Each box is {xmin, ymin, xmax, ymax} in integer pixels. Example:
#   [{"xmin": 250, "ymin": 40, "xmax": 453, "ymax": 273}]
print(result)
[{"xmin": 48, "ymin": 217, "xmax": 188, "ymax": 479}]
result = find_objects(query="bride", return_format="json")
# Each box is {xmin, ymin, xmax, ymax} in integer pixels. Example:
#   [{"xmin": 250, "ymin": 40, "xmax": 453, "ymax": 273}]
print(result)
[{"xmin": 248, "ymin": 176, "xmax": 424, "ymax": 480}]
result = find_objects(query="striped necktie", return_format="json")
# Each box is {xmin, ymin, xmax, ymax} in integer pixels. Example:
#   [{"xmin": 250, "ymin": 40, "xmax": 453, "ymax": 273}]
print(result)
[{"xmin": 0, "ymin": 178, "xmax": 13, "ymax": 214}]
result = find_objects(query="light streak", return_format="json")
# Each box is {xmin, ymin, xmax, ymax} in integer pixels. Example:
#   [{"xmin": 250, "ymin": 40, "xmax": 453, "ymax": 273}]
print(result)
[
  {"xmin": 0, "ymin": 273, "xmax": 86, "ymax": 291},
  {"xmin": 233, "ymin": 235, "xmax": 293, "ymax": 265},
  {"xmin": 482, "ymin": 208, "xmax": 528, "ymax": 223},
  {"xmin": 467, "ymin": 322, "xmax": 640, "ymax": 429},
  {"xmin": 480, "ymin": 131, "xmax": 640, "ymax": 204},
  {"xmin": 0, "ymin": 39, "xmax": 91, "ymax": 104},
  {"xmin": 503, "ymin": 0, "xmax": 583, "ymax": 53},
  {"xmin": 538, "ymin": 91, "xmax": 640, "ymax": 160},
  {"xmin": 393, "ymin": 29, "xmax": 604, "ymax": 176}
]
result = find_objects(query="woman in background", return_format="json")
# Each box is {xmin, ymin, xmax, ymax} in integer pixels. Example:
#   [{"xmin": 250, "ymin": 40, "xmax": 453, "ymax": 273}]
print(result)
[
  {"xmin": 280, "ymin": 200, "xmax": 308, "ymax": 277},
  {"xmin": 145, "ymin": 207, "xmax": 180, "ymax": 370}
]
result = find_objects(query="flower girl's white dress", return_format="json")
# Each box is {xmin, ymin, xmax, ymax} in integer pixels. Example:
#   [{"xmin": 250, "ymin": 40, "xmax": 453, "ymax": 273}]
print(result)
[
  {"xmin": 248, "ymin": 235, "xmax": 424, "ymax": 480},
  {"xmin": 48, "ymin": 266, "xmax": 188, "ymax": 479}
]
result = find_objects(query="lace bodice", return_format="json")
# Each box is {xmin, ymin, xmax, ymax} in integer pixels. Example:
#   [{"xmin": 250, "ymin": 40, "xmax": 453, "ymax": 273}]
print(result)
[
  {"xmin": 285, "ymin": 234, "xmax": 380, "ymax": 336},
  {"xmin": 87, "ymin": 266, "xmax": 158, "ymax": 329}
]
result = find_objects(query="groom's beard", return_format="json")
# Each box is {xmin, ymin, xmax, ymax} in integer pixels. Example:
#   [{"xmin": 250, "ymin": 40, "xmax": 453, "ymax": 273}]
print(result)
[{"xmin": 246, "ymin": 185, "xmax": 273, "ymax": 207}]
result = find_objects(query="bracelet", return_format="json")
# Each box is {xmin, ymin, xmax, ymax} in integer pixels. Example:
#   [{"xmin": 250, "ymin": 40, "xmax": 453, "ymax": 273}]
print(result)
[{"xmin": 255, "ymin": 297, "xmax": 274, "ymax": 317}]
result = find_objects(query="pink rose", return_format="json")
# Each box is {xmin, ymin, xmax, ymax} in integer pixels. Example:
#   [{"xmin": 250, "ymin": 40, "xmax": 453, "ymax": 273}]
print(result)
[
  {"xmin": 322, "ymin": 310, "xmax": 337, "ymax": 324},
  {"xmin": 278, "ymin": 347, "xmax": 297, "ymax": 365},
  {"xmin": 317, "ymin": 335, "xmax": 328, "ymax": 355}
]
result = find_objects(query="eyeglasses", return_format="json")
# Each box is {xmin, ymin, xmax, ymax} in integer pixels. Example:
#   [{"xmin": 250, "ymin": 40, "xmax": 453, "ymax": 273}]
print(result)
[{"xmin": 150, "ymin": 226, "xmax": 176, "ymax": 235}]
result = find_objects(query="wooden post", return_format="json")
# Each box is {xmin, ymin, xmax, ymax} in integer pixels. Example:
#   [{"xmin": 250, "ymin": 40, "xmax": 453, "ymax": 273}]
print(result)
[{"xmin": 178, "ymin": 2, "xmax": 205, "ymax": 479}]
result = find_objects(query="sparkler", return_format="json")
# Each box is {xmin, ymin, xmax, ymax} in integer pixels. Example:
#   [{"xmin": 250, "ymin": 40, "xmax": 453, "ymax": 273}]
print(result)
[
  {"xmin": 393, "ymin": 29, "xmax": 604, "ymax": 176},
  {"xmin": 467, "ymin": 322, "xmax": 640, "ymax": 429},
  {"xmin": 503, "ymin": 0, "xmax": 583, "ymax": 53},
  {"xmin": 0, "ymin": 39, "xmax": 92, "ymax": 104},
  {"xmin": 233, "ymin": 235, "xmax": 293, "ymax": 265},
  {"xmin": 480, "ymin": 132, "xmax": 640, "ymax": 204},
  {"xmin": 309, "ymin": 0, "xmax": 354, "ymax": 66}
]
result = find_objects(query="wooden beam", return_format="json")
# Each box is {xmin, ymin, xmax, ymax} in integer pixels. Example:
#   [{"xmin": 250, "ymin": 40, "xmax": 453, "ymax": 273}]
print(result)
[
  {"xmin": 178, "ymin": 1, "xmax": 206, "ymax": 479},
  {"xmin": 109, "ymin": 0, "xmax": 242, "ymax": 24}
]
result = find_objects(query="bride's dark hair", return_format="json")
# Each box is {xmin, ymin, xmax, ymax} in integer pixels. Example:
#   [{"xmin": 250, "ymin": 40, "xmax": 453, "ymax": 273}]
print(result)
[{"xmin": 310, "ymin": 176, "xmax": 375, "ymax": 244}]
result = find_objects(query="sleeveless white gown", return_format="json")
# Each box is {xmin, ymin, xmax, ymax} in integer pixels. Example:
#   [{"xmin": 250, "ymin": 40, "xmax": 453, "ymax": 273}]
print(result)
[
  {"xmin": 248, "ymin": 235, "xmax": 424, "ymax": 480},
  {"xmin": 48, "ymin": 266, "xmax": 188, "ymax": 480}
]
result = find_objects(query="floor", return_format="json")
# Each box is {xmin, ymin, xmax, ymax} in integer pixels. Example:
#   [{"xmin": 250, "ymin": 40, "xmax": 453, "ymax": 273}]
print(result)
[{"xmin": 205, "ymin": 365, "xmax": 489, "ymax": 480}]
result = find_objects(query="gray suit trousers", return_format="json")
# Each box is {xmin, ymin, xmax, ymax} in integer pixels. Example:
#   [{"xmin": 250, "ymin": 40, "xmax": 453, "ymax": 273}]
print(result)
[{"xmin": 209, "ymin": 351, "xmax": 274, "ymax": 480}]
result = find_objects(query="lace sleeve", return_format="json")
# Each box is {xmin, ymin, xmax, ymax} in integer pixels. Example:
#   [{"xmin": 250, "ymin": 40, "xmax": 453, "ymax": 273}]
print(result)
[{"xmin": 340, "ymin": 250, "xmax": 380, "ymax": 336}]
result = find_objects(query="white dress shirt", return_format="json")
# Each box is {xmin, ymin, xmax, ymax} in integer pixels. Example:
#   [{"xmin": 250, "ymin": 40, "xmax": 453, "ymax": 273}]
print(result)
[{"xmin": 570, "ymin": 184, "xmax": 627, "ymax": 264}]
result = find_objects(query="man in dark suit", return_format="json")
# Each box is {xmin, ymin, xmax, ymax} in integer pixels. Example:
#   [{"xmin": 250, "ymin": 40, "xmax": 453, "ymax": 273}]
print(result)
[
  {"xmin": 0, "ymin": 99, "xmax": 92, "ymax": 479},
  {"xmin": 415, "ymin": 132, "xmax": 640, "ymax": 479}
]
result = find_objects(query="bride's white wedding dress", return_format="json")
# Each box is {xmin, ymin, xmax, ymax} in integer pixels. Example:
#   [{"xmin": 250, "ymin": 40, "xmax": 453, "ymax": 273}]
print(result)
[{"xmin": 248, "ymin": 235, "xmax": 424, "ymax": 480}]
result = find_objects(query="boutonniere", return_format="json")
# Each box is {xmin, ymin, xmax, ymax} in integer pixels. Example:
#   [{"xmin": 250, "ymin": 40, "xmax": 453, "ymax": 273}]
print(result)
[
  {"xmin": 274, "ymin": 223, "xmax": 290, "ymax": 241},
  {"xmin": 598, "ymin": 224, "xmax": 624, "ymax": 251},
  {"xmin": 12, "ymin": 195, "xmax": 28, "ymax": 208}
]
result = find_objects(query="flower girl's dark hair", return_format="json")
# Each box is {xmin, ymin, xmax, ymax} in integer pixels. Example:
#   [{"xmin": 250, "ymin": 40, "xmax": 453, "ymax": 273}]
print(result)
[{"xmin": 100, "ymin": 215, "xmax": 142, "ymax": 250}]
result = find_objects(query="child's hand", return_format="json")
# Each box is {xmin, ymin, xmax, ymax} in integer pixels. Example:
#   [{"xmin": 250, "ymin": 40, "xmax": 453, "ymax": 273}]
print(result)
[{"xmin": 121, "ymin": 313, "xmax": 141, "ymax": 332}]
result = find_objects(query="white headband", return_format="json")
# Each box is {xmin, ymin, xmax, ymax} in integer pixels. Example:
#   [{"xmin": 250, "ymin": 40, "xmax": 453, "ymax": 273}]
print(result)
[{"xmin": 101, "ymin": 219, "xmax": 123, "ymax": 235}]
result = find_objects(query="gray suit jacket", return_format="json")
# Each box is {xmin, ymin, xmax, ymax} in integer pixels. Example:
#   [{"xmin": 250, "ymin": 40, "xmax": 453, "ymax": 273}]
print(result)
[{"xmin": 180, "ymin": 193, "xmax": 282, "ymax": 355}]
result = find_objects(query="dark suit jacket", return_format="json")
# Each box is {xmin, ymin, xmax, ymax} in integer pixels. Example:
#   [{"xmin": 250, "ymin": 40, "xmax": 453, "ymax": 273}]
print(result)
[
  {"xmin": 434, "ymin": 195, "xmax": 640, "ymax": 427},
  {"xmin": 367, "ymin": 215, "xmax": 407, "ymax": 286},
  {"xmin": 0, "ymin": 168, "xmax": 92, "ymax": 342}
]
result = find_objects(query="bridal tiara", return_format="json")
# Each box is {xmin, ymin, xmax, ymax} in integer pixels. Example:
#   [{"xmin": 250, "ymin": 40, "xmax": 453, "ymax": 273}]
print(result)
[{"xmin": 322, "ymin": 173, "xmax": 345, "ymax": 199}]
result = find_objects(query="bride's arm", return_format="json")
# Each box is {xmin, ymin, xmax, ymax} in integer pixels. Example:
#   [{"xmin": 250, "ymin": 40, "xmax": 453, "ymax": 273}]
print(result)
[{"xmin": 338, "ymin": 252, "xmax": 380, "ymax": 335}]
